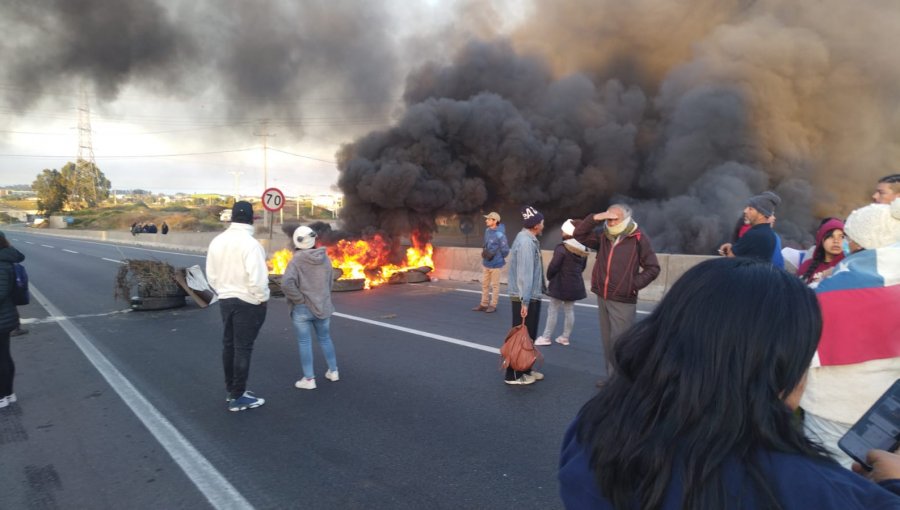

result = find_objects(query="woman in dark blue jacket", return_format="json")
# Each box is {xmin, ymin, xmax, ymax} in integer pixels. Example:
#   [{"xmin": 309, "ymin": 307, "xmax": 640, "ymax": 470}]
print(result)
[
  {"xmin": 559, "ymin": 258, "xmax": 900, "ymax": 509},
  {"xmin": 0, "ymin": 231, "xmax": 25, "ymax": 409},
  {"xmin": 535, "ymin": 220, "xmax": 588, "ymax": 347}
]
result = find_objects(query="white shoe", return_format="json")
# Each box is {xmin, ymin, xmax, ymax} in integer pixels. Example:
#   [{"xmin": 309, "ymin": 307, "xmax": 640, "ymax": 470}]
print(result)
[
  {"xmin": 325, "ymin": 370, "xmax": 339, "ymax": 382},
  {"xmin": 5, "ymin": 393, "xmax": 16, "ymax": 403},
  {"xmin": 504, "ymin": 374, "xmax": 536, "ymax": 385},
  {"xmin": 534, "ymin": 336, "xmax": 552, "ymax": 346},
  {"xmin": 294, "ymin": 378, "xmax": 317, "ymax": 390},
  {"xmin": 0, "ymin": 397, "xmax": 8, "ymax": 409},
  {"xmin": 530, "ymin": 371, "xmax": 544, "ymax": 381}
]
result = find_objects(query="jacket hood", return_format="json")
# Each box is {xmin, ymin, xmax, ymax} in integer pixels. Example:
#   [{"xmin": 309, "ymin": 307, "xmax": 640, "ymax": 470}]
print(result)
[
  {"xmin": 294, "ymin": 247, "xmax": 328, "ymax": 265},
  {"xmin": 0, "ymin": 246, "xmax": 25, "ymax": 264},
  {"xmin": 563, "ymin": 238, "xmax": 589, "ymax": 257}
]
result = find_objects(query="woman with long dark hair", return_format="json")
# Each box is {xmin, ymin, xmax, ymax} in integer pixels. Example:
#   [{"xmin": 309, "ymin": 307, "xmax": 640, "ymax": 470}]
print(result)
[
  {"xmin": 0, "ymin": 231, "xmax": 25, "ymax": 409},
  {"xmin": 559, "ymin": 257, "xmax": 900, "ymax": 509},
  {"xmin": 796, "ymin": 218, "xmax": 845, "ymax": 285}
]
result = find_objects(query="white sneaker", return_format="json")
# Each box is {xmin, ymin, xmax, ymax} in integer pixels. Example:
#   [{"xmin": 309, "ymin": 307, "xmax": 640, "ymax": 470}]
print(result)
[
  {"xmin": 325, "ymin": 370, "xmax": 339, "ymax": 382},
  {"xmin": 531, "ymin": 371, "xmax": 544, "ymax": 381},
  {"xmin": 294, "ymin": 378, "xmax": 317, "ymax": 390},
  {"xmin": 0, "ymin": 397, "xmax": 7, "ymax": 409},
  {"xmin": 5, "ymin": 393, "xmax": 16, "ymax": 403},
  {"xmin": 504, "ymin": 374, "xmax": 536, "ymax": 385},
  {"xmin": 534, "ymin": 336, "xmax": 552, "ymax": 346}
]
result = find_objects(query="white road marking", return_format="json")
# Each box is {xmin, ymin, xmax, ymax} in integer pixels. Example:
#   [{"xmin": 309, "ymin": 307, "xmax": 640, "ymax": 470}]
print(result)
[
  {"xmin": 41, "ymin": 244, "xmax": 55, "ymax": 248},
  {"xmin": 451, "ymin": 287, "xmax": 652, "ymax": 315},
  {"xmin": 333, "ymin": 312, "xmax": 500, "ymax": 354},
  {"xmin": 29, "ymin": 286, "xmax": 253, "ymax": 510},
  {"xmin": 24, "ymin": 241, "xmax": 34, "ymax": 244},
  {"xmin": 62, "ymin": 249, "xmax": 78, "ymax": 254},
  {"xmin": 19, "ymin": 308, "xmax": 132, "ymax": 325},
  {"xmin": 102, "ymin": 257, "xmax": 125, "ymax": 264}
]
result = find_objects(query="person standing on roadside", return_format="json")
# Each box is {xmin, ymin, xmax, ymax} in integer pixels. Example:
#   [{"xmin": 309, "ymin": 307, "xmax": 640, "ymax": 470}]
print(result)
[
  {"xmin": 0, "ymin": 231, "xmax": 25, "ymax": 409},
  {"xmin": 472, "ymin": 212, "xmax": 509, "ymax": 314},
  {"xmin": 718, "ymin": 191, "xmax": 781, "ymax": 263},
  {"xmin": 535, "ymin": 219, "xmax": 588, "ymax": 347},
  {"xmin": 573, "ymin": 204, "xmax": 660, "ymax": 380},
  {"xmin": 281, "ymin": 226, "xmax": 340, "ymax": 391},
  {"xmin": 206, "ymin": 201, "xmax": 270, "ymax": 412},
  {"xmin": 505, "ymin": 205, "xmax": 547, "ymax": 386}
]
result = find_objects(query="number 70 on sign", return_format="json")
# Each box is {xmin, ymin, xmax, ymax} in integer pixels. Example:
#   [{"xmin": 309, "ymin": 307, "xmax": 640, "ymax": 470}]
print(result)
[{"xmin": 262, "ymin": 187, "xmax": 285, "ymax": 212}]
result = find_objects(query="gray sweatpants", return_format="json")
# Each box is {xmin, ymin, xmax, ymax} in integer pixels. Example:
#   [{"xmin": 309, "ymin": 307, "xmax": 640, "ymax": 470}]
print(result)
[{"xmin": 597, "ymin": 298, "xmax": 636, "ymax": 377}]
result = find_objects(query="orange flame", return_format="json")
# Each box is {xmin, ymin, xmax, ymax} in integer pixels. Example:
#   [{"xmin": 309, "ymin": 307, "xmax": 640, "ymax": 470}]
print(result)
[{"xmin": 267, "ymin": 231, "xmax": 434, "ymax": 290}]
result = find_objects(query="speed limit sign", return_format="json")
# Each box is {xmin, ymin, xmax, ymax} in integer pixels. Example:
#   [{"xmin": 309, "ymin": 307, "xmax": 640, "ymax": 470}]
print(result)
[{"xmin": 262, "ymin": 187, "xmax": 285, "ymax": 212}]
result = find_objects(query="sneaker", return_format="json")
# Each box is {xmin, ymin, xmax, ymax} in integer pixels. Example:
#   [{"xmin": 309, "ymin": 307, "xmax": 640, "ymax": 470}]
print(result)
[
  {"xmin": 5, "ymin": 393, "xmax": 16, "ymax": 403},
  {"xmin": 294, "ymin": 378, "xmax": 317, "ymax": 390},
  {"xmin": 534, "ymin": 336, "xmax": 551, "ymax": 346},
  {"xmin": 325, "ymin": 370, "xmax": 339, "ymax": 382},
  {"xmin": 10, "ymin": 327, "xmax": 28, "ymax": 337},
  {"xmin": 484, "ymin": 306, "xmax": 497, "ymax": 313},
  {"xmin": 504, "ymin": 374, "xmax": 536, "ymax": 385},
  {"xmin": 228, "ymin": 391, "xmax": 265, "ymax": 412},
  {"xmin": 531, "ymin": 371, "xmax": 544, "ymax": 381},
  {"xmin": 471, "ymin": 305, "xmax": 488, "ymax": 312},
  {"xmin": 554, "ymin": 336, "xmax": 570, "ymax": 346},
  {"xmin": 0, "ymin": 397, "xmax": 7, "ymax": 409}
]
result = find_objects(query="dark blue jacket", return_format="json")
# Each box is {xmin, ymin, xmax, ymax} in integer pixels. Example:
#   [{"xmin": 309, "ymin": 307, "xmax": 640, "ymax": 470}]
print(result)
[
  {"xmin": 546, "ymin": 241, "xmax": 588, "ymax": 302},
  {"xmin": 733, "ymin": 223, "xmax": 777, "ymax": 263},
  {"xmin": 559, "ymin": 420, "xmax": 900, "ymax": 509},
  {"xmin": 481, "ymin": 224, "xmax": 510, "ymax": 269},
  {"xmin": 0, "ymin": 246, "xmax": 25, "ymax": 334}
]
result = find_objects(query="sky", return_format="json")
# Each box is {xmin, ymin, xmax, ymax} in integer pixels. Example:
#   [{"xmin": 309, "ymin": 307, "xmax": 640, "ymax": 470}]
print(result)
[
  {"xmin": 2, "ymin": 0, "xmax": 899, "ymax": 253},
  {"xmin": 0, "ymin": 0, "xmax": 519, "ymax": 196}
]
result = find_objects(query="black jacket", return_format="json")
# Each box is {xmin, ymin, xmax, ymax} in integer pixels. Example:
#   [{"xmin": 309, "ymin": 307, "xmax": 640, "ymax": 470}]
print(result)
[
  {"xmin": 546, "ymin": 242, "xmax": 588, "ymax": 302},
  {"xmin": 0, "ymin": 245, "xmax": 25, "ymax": 333}
]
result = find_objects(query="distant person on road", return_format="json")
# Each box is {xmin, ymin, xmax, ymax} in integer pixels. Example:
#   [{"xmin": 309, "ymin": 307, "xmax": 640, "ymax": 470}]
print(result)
[
  {"xmin": 535, "ymin": 219, "xmax": 588, "ymax": 347},
  {"xmin": 505, "ymin": 205, "xmax": 547, "ymax": 386},
  {"xmin": 718, "ymin": 191, "xmax": 781, "ymax": 263},
  {"xmin": 873, "ymin": 174, "xmax": 900, "ymax": 204},
  {"xmin": 0, "ymin": 231, "xmax": 25, "ymax": 409},
  {"xmin": 206, "ymin": 201, "xmax": 270, "ymax": 412},
  {"xmin": 281, "ymin": 226, "xmax": 339, "ymax": 391},
  {"xmin": 559, "ymin": 257, "xmax": 900, "ymax": 509},
  {"xmin": 472, "ymin": 212, "xmax": 509, "ymax": 314},
  {"xmin": 573, "ymin": 204, "xmax": 660, "ymax": 380},
  {"xmin": 161, "ymin": 222, "xmax": 169, "ymax": 235}
]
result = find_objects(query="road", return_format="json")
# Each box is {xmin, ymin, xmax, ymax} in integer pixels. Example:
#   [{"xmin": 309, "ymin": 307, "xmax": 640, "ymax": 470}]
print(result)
[{"xmin": 1, "ymin": 229, "xmax": 654, "ymax": 509}]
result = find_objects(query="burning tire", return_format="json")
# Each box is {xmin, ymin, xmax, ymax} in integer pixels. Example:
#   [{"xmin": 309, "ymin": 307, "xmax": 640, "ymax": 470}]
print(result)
[{"xmin": 332, "ymin": 278, "xmax": 365, "ymax": 292}]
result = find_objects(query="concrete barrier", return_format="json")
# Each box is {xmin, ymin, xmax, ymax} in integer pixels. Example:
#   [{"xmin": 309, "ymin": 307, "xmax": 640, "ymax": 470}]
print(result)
[{"xmin": 6, "ymin": 225, "xmax": 715, "ymax": 302}]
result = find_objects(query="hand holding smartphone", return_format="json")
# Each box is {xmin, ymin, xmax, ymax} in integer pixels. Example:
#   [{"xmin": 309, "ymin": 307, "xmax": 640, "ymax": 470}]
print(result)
[{"xmin": 838, "ymin": 379, "xmax": 900, "ymax": 470}]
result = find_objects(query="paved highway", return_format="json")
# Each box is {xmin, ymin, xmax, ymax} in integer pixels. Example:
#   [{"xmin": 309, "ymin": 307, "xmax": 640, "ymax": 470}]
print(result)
[{"xmin": 1, "ymin": 229, "xmax": 654, "ymax": 509}]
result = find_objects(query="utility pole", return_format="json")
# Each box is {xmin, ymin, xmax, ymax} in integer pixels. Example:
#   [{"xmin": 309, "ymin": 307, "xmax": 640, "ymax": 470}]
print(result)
[
  {"xmin": 76, "ymin": 84, "xmax": 101, "ymax": 206},
  {"xmin": 254, "ymin": 120, "xmax": 275, "ymax": 229},
  {"xmin": 228, "ymin": 170, "xmax": 243, "ymax": 200}
]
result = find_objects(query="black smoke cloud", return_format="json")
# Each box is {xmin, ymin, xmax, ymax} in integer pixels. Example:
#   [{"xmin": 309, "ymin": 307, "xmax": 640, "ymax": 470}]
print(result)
[
  {"xmin": 0, "ymin": 0, "xmax": 400, "ymax": 133},
  {"xmin": 337, "ymin": 0, "xmax": 900, "ymax": 253}
]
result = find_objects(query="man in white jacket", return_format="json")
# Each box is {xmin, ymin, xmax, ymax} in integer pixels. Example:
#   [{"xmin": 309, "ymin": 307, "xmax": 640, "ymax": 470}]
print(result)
[{"xmin": 206, "ymin": 201, "xmax": 270, "ymax": 412}]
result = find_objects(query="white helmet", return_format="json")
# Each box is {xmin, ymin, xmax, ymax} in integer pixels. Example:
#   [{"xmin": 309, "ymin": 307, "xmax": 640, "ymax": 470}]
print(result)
[{"xmin": 293, "ymin": 226, "xmax": 317, "ymax": 250}]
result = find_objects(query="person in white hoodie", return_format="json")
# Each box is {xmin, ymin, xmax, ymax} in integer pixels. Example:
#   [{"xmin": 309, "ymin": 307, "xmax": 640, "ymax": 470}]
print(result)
[
  {"xmin": 280, "ymin": 226, "xmax": 339, "ymax": 390},
  {"xmin": 206, "ymin": 201, "xmax": 270, "ymax": 412}
]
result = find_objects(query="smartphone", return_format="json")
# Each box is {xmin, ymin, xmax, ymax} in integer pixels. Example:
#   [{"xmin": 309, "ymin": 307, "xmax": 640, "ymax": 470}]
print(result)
[{"xmin": 837, "ymin": 379, "xmax": 900, "ymax": 470}]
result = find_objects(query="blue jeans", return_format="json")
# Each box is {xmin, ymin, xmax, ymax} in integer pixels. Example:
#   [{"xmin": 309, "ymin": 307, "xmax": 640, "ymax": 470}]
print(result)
[{"xmin": 291, "ymin": 305, "xmax": 337, "ymax": 379}]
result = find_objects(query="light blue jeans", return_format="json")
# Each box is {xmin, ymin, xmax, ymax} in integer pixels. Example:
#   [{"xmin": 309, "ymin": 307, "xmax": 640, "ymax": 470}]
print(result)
[
  {"xmin": 291, "ymin": 305, "xmax": 338, "ymax": 379},
  {"xmin": 541, "ymin": 297, "xmax": 575, "ymax": 339}
]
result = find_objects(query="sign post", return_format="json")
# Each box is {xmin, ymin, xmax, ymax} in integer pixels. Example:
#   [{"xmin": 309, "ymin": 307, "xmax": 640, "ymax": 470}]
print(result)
[{"xmin": 262, "ymin": 187, "xmax": 285, "ymax": 240}]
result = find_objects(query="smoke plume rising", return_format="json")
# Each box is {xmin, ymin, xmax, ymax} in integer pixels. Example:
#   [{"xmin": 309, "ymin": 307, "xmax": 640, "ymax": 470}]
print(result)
[{"xmin": 337, "ymin": 0, "xmax": 900, "ymax": 253}]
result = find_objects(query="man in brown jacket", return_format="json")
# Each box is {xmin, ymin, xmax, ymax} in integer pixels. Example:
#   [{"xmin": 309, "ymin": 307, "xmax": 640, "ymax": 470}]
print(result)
[{"xmin": 573, "ymin": 204, "xmax": 660, "ymax": 379}]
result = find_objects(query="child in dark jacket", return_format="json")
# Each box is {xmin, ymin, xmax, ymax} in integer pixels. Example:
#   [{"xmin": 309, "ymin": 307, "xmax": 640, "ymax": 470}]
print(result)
[{"xmin": 535, "ymin": 220, "xmax": 588, "ymax": 346}]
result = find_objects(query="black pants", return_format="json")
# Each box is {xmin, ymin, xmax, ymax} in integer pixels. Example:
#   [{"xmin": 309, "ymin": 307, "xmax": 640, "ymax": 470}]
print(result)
[
  {"xmin": 506, "ymin": 299, "xmax": 541, "ymax": 381},
  {"xmin": 0, "ymin": 330, "xmax": 13, "ymax": 397},
  {"xmin": 219, "ymin": 298, "xmax": 267, "ymax": 399}
]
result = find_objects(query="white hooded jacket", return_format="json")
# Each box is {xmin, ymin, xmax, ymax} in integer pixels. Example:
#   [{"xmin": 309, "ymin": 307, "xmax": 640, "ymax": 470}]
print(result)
[{"xmin": 206, "ymin": 223, "xmax": 270, "ymax": 305}]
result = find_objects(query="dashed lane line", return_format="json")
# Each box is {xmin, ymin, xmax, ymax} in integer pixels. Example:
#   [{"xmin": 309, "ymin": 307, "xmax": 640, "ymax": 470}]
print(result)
[
  {"xmin": 40, "ymin": 244, "xmax": 55, "ymax": 248},
  {"xmin": 333, "ymin": 311, "xmax": 500, "ymax": 354},
  {"xmin": 29, "ymin": 285, "xmax": 253, "ymax": 510},
  {"xmin": 102, "ymin": 257, "xmax": 125, "ymax": 264},
  {"xmin": 62, "ymin": 249, "xmax": 78, "ymax": 254}
]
